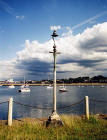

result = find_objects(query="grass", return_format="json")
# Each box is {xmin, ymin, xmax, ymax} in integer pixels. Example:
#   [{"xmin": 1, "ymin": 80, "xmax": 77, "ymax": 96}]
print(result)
[{"xmin": 0, "ymin": 115, "xmax": 107, "ymax": 140}]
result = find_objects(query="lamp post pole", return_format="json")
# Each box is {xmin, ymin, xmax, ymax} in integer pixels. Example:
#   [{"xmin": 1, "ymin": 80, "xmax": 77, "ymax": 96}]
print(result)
[
  {"xmin": 46, "ymin": 30, "xmax": 63, "ymax": 126},
  {"xmin": 53, "ymin": 43, "xmax": 57, "ymax": 113}
]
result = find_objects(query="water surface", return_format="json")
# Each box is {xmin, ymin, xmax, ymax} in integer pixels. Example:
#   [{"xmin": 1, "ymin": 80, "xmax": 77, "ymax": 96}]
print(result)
[{"xmin": 0, "ymin": 85, "xmax": 107, "ymax": 119}]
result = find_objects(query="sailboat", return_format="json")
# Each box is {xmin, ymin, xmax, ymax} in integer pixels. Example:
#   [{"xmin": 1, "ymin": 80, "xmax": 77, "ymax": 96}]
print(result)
[
  {"xmin": 18, "ymin": 77, "xmax": 30, "ymax": 92},
  {"xmin": 18, "ymin": 85, "xmax": 30, "ymax": 92},
  {"xmin": 8, "ymin": 78, "xmax": 15, "ymax": 88},
  {"xmin": 100, "ymin": 85, "xmax": 105, "ymax": 88},
  {"xmin": 47, "ymin": 84, "xmax": 53, "ymax": 89},
  {"xmin": 46, "ymin": 74, "xmax": 53, "ymax": 89},
  {"xmin": 9, "ymin": 84, "xmax": 15, "ymax": 88},
  {"xmin": 59, "ymin": 82, "xmax": 67, "ymax": 92}
]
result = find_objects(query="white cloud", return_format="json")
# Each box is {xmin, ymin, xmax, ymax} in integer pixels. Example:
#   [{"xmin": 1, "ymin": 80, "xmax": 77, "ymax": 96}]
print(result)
[
  {"xmin": 0, "ymin": 0, "xmax": 14, "ymax": 15},
  {"xmin": 17, "ymin": 40, "xmax": 53, "ymax": 62},
  {"xmin": 50, "ymin": 25, "xmax": 61, "ymax": 30},
  {"xmin": 71, "ymin": 11, "xmax": 107, "ymax": 30},
  {"xmin": 62, "ymin": 26, "xmax": 73, "ymax": 37},
  {"xmin": 66, "ymin": 26, "xmax": 71, "ymax": 31},
  {"xmin": 1, "ymin": 22, "xmax": 107, "ymax": 80},
  {"xmin": 16, "ymin": 15, "xmax": 25, "ymax": 20},
  {"xmin": 16, "ymin": 22, "xmax": 107, "ymax": 78}
]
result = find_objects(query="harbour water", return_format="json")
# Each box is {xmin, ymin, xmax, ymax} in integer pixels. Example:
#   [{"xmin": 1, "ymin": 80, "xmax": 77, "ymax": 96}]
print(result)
[{"xmin": 0, "ymin": 85, "xmax": 107, "ymax": 120}]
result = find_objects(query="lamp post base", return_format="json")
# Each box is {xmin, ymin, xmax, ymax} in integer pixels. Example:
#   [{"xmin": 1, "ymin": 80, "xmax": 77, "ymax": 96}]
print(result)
[{"xmin": 46, "ymin": 111, "xmax": 63, "ymax": 127}]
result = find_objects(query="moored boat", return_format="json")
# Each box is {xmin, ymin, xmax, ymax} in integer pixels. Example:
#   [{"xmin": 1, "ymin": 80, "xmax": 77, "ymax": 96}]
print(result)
[
  {"xmin": 59, "ymin": 87, "xmax": 67, "ymax": 92},
  {"xmin": 47, "ymin": 84, "xmax": 53, "ymax": 89},
  {"xmin": 59, "ymin": 83, "xmax": 67, "ymax": 92},
  {"xmin": 18, "ymin": 77, "xmax": 30, "ymax": 92},
  {"xmin": 100, "ymin": 85, "xmax": 105, "ymax": 88},
  {"xmin": 18, "ymin": 85, "xmax": 30, "ymax": 92},
  {"xmin": 9, "ymin": 85, "xmax": 15, "ymax": 88}
]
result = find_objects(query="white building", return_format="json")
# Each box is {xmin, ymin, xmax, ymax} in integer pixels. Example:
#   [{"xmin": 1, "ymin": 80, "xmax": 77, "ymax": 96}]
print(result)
[{"xmin": 7, "ymin": 79, "xmax": 14, "ymax": 83}]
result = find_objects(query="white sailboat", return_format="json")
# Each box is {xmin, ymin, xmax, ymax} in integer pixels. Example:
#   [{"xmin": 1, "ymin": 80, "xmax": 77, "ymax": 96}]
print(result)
[
  {"xmin": 59, "ymin": 82, "xmax": 67, "ymax": 92},
  {"xmin": 47, "ymin": 84, "xmax": 53, "ymax": 89},
  {"xmin": 18, "ymin": 85, "xmax": 30, "ymax": 92},
  {"xmin": 9, "ymin": 84, "xmax": 15, "ymax": 88},
  {"xmin": 18, "ymin": 77, "xmax": 30, "ymax": 92},
  {"xmin": 8, "ymin": 78, "xmax": 15, "ymax": 88},
  {"xmin": 100, "ymin": 85, "xmax": 105, "ymax": 88},
  {"xmin": 46, "ymin": 74, "xmax": 53, "ymax": 89}
]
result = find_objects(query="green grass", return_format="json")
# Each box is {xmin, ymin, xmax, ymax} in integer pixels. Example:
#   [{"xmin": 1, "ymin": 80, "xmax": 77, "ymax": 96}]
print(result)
[{"xmin": 0, "ymin": 115, "xmax": 107, "ymax": 140}]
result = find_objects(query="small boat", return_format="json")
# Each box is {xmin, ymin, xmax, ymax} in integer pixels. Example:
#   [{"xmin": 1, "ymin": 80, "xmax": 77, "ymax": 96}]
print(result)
[
  {"xmin": 47, "ymin": 74, "xmax": 53, "ymax": 89},
  {"xmin": 18, "ymin": 76, "xmax": 30, "ymax": 92},
  {"xmin": 47, "ymin": 84, "xmax": 53, "ymax": 89},
  {"xmin": 100, "ymin": 85, "xmax": 105, "ymax": 88},
  {"xmin": 59, "ymin": 83, "xmax": 67, "ymax": 92},
  {"xmin": 9, "ymin": 85, "xmax": 15, "ymax": 88},
  {"xmin": 59, "ymin": 87, "xmax": 67, "ymax": 92},
  {"xmin": 18, "ymin": 85, "xmax": 30, "ymax": 92}
]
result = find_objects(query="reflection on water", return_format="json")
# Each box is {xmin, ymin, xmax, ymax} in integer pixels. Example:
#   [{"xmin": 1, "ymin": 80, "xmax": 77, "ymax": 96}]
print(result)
[
  {"xmin": 13, "ymin": 104, "xmax": 51, "ymax": 119},
  {"xmin": 0, "ymin": 85, "xmax": 107, "ymax": 119}
]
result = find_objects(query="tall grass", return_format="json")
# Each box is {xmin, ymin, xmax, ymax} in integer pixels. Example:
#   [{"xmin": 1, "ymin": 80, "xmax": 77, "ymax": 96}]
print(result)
[{"xmin": 0, "ymin": 115, "xmax": 107, "ymax": 140}]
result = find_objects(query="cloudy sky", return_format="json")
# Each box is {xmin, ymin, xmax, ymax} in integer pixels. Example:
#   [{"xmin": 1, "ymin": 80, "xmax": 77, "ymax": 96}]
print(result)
[{"xmin": 0, "ymin": 0, "xmax": 107, "ymax": 80}]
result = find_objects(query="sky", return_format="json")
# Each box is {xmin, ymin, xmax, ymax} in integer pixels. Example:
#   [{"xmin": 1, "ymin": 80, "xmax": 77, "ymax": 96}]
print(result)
[{"xmin": 0, "ymin": 0, "xmax": 107, "ymax": 80}]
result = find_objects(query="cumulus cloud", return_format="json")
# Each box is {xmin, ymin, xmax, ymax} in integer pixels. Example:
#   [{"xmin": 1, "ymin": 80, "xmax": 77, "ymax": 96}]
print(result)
[
  {"xmin": 1, "ymin": 22, "xmax": 107, "ymax": 80},
  {"xmin": 17, "ymin": 40, "xmax": 53, "ymax": 62},
  {"xmin": 0, "ymin": 59, "xmax": 22, "ymax": 80}
]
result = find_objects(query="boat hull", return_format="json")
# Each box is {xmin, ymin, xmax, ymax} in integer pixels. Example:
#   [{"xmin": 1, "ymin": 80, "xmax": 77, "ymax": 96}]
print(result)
[
  {"xmin": 18, "ymin": 86, "xmax": 30, "ymax": 92},
  {"xmin": 59, "ymin": 89, "xmax": 67, "ymax": 92}
]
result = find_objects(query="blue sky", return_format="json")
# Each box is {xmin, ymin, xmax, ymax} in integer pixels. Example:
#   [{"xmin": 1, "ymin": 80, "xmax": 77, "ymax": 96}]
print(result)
[{"xmin": 0, "ymin": 0, "xmax": 107, "ymax": 80}]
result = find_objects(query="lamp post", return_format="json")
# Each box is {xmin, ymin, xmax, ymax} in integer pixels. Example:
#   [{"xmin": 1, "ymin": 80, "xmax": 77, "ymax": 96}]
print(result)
[{"xmin": 46, "ymin": 30, "xmax": 63, "ymax": 126}]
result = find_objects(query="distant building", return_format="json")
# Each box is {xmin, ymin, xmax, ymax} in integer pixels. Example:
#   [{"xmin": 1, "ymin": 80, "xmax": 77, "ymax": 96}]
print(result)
[{"xmin": 7, "ymin": 79, "xmax": 14, "ymax": 83}]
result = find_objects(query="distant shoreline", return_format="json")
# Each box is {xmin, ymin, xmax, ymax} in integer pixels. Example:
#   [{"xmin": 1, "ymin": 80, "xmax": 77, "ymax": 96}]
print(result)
[{"xmin": 0, "ymin": 83, "xmax": 107, "ymax": 86}]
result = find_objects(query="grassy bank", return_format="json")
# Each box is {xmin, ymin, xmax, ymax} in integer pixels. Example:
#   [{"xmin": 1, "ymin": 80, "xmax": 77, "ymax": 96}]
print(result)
[{"xmin": 0, "ymin": 115, "xmax": 107, "ymax": 140}]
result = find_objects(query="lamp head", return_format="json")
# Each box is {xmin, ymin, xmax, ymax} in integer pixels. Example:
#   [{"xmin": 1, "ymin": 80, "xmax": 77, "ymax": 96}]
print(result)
[{"xmin": 51, "ymin": 30, "xmax": 58, "ymax": 38}]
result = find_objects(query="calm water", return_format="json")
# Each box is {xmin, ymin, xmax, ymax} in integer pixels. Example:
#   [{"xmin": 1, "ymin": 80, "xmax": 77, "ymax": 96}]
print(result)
[{"xmin": 0, "ymin": 85, "xmax": 107, "ymax": 119}]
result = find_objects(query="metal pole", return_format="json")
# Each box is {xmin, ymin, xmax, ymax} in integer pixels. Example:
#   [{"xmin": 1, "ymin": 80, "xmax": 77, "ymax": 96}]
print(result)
[
  {"xmin": 46, "ymin": 30, "xmax": 63, "ymax": 126},
  {"xmin": 53, "ymin": 45, "xmax": 56, "ymax": 112}
]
